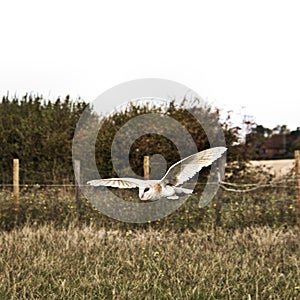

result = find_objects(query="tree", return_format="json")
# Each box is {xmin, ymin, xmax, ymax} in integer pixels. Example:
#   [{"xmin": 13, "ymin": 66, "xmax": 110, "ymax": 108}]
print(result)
[
  {"xmin": 0, "ymin": 94, "xmax": 90, "ymax": 184},
  {"xmin": 0, "ymin": 95, "xmax": 246, "ymax": 185},
  {"xmin": 245, "ymin": 124, "xmax": 272, "ymax": 159}
]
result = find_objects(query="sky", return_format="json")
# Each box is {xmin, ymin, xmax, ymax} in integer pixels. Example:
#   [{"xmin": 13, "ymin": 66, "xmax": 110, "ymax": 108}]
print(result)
[{"xmin": 1, "ymin": 0, "xmax": 300, "ymax": 131}]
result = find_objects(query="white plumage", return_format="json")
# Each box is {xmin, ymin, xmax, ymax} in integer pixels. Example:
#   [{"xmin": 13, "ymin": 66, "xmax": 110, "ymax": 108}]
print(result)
[{"xmin": 87, "ymin": 146, "xmax": 227, "ymax": 201}]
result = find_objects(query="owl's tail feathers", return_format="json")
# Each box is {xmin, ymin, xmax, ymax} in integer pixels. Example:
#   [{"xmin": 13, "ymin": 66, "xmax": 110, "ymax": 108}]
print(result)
[{"xmin": 174, "ymin": 187, "xmax": 193, "ymax": 195}]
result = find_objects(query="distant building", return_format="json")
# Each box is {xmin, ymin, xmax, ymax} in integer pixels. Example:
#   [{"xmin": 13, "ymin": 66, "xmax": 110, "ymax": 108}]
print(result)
[
  {"xmin": 260, "ymin": 134, "xmax": 291, "ymax": 159},
  {"xmin": 259, "ymin": 130, "xmax": 300, "ymax": 159},
  {"xmin": 247, "ymin": 128, "xmax": 300, "ymax": 159}
]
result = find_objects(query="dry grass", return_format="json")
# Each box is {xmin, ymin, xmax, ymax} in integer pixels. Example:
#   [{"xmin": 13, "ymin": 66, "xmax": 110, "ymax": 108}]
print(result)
[{"xmin": 0, "ymin": 224, "xmax": 299, "ymax": 299}]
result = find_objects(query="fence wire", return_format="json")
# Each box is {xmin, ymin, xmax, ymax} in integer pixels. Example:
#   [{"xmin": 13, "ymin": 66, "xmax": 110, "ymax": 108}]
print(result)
[{"xmin": 0, "ymin": 176, "xmax": 299, "ymax": 190}]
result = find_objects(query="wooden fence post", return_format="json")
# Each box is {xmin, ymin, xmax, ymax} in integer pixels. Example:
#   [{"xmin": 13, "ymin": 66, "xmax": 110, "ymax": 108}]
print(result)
[
  {"xmin": 295, "ymin": 150, "xmax": 300, "ymax": 226},
  {"xmin": 144, "ymin": 156, "xmax": 150, "ymax": 180},
  {"xmin": 214, "ymin": 170, "xmax": 223, "ymax": 228},
  {"xmin": 13, "ymin": 158, "xmax": 19, "ymax": 210},
  {"xmin": 74, "ymin": 160, "xmax": 81, "ymax": 211}
]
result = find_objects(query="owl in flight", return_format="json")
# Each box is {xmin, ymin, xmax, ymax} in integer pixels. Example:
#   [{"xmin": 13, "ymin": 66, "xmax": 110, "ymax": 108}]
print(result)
[{"xmin": 87, "ymin": 147, "xmax": 226, "ymax": 201}]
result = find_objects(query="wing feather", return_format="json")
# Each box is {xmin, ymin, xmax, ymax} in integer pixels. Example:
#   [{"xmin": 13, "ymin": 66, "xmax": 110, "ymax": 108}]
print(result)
[
  {"xmin": 160, "ymin": 147, "xmax": 227, "ymax": 186},
  {"xmin": 87, "ymin": 178, "xmax": 145, "ymax": 189}
]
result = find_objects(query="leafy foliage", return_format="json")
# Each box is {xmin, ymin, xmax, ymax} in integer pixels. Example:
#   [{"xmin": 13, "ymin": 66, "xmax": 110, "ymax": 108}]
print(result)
[
  {"xmin": 1, "ymin": 95, "xmax": 243, "ymax": 185},
  {"xmin": 95, "ymin": 100, "xmax": 214, "ymax": 179},
  {"xmin": 0, "ymin": 94, "xmax": 90, "ymax": 184}
]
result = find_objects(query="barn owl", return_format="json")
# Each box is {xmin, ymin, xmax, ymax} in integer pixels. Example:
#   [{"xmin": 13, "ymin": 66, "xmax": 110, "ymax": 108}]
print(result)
[{"xmin": 87, "ymin": 146, "xmax": 226, "ymax": 201}]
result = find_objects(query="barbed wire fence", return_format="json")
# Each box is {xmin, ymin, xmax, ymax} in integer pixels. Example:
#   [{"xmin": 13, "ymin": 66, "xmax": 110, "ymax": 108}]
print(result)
[{"xmin": 1, "ymin": 151, "xmax": 300, "ymax": 226}]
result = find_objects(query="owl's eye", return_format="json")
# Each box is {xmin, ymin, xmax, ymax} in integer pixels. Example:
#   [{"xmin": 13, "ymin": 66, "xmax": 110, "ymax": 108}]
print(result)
[{"xmin": 144, "ymin": 187, "xmax": 150, "ymax": 193}]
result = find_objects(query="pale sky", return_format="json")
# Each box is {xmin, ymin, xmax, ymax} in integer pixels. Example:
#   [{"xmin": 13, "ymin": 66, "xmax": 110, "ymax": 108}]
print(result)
[{"xmin": 1, "ymin": 0, "xmax": 300, "ymax": 131}]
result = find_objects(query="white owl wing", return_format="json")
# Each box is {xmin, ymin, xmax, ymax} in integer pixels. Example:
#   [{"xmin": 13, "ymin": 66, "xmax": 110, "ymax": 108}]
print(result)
[
  {"xmin": 87, "ymin": 177, "xmax": 147, "ymax": 189},
  {"xmin": 160, "ymin": 147, "xmax": 227, "ymax": 186}
]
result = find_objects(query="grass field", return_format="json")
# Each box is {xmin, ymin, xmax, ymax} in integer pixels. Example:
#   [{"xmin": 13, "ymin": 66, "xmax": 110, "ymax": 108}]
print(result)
[
  {"xmin": 0, "ymin": 224, "xmax": 299, "ymax": 299},
  {"xmin": 0, "ymin": 185, "xmax": 299, "ymax": 299},
  {"xmin": 0, "ymin": 183, "xmax": 298, "ymax": 231}
]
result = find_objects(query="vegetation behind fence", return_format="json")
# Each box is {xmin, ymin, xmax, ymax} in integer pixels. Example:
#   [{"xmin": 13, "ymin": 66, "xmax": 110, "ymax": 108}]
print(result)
[
  {"xmin": 1, "ymin": 95, "xmax": 299, "ymax": 231},
  {"xmin": 0, "ymin": 94, "xmax": 249, "ymax": 185},
  {"xmin": 0, "ymin": 181, "xmax": 298, "ymax": 232}
]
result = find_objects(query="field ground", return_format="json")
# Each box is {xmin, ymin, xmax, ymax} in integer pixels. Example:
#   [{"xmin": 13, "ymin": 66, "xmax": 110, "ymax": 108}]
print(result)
[
  {"xmin": 0, "ymin": 224, "xmax": 299, "ymax": 299},
  {"xmin": 0, "ymin": 178, "xmax": 299, "ymax": 299},
  {"xmin": 250, "ymin": 159, "xmax": 294, "ymax": 179}
]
